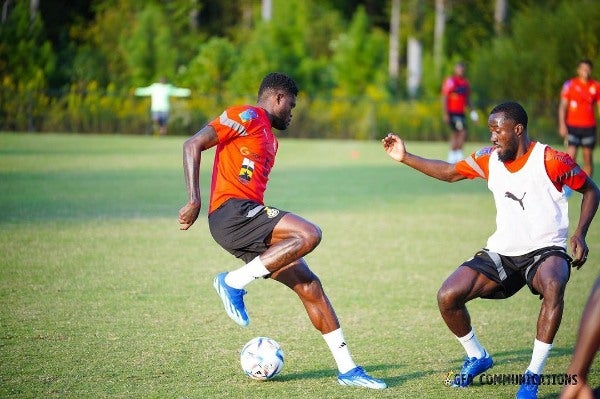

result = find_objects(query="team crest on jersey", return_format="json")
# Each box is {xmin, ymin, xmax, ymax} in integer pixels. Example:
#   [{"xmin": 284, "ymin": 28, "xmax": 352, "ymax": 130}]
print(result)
[
  {"xmin": 265, "ymin": 207, "xmax": 280, "ymax": 218},
  {"xmin": 239, "ymin": 109, "xmax": 258, "ymax": 123},
  {"xmin": 475, "ymin": 146, "xmax": 494, "ymax": 158},
  {"xmin": 238, "ymin": 158, "xmax": 254, "ymax": 182}
]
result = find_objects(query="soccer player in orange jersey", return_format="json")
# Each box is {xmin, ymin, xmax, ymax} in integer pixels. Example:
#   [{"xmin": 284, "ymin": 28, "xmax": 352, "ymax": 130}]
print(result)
[
  {"xmin": 178, "ymin": 72, "xmax": 386, "ymax": 389},
  {"xmin": 383, "ymin": 102, "xmax": 599, "ymax": 399},
  {"xmin": 558, "ymin": 58, "xmax": 600, "ymax": 178}
]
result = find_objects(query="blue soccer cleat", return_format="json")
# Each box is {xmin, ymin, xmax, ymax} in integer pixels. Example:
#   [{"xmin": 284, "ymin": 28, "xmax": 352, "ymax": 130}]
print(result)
[
  {"xmin": 516, "ymin": 370, "xmax": 540, "ymax": 399},
  {"xmin": 213, "ymin": 272, "xmax": 249, "ymax": 327},
  {"xmin": 450, "ymin": 351, "xmax": 493, "ymax": 387},
  {"xmin": 338, "ymin": 366, "xmax": 387, "ymax": 389}
]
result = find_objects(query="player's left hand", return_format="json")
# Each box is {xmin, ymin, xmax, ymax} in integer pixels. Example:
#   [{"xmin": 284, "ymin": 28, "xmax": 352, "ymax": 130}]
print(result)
[
  {"xmin": 469, "ymin": 109, "xmax": 479, "ymax": 123},
  {"xmin": 569, "ymin": 234, "xmax": 589, "ymax": 269}
]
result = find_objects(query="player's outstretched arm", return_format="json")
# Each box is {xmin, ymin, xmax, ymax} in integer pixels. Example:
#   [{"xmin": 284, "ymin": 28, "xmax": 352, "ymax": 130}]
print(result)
[
  {"xmin": 382, "ymin": 133, "xmax": 466, "ymax": 183},
  {"xmin": 178, "ymin": 125, "xmax": 219, "ymax": 230}
]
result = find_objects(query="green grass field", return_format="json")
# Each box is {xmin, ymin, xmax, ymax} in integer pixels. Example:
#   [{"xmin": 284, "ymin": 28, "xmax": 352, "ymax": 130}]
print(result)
[{"xmin": 0, "ymin": 132, "xmax": 598, "ymax": 399}]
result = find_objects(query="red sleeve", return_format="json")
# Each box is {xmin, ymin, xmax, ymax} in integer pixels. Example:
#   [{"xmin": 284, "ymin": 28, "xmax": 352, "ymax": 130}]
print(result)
[
  {"xmin": 455, "ymin": 147, "xmax": 492, "ymax": 180},
  {"xmin": 544, "ymin": 147, "xmax": 588, "ymax": 191}
]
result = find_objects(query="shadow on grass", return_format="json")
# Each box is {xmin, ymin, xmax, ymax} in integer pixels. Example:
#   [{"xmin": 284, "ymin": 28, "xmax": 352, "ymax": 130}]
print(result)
[
  {"xmin": 272, "ymin": 362, "xmax": 440, "ymax": 388},
  {"xmin": 485, "ymin": 346, "xmax": 573, "ymax": 367}
]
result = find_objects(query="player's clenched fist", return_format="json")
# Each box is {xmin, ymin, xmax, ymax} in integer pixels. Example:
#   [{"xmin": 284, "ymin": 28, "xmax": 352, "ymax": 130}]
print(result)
[{"xmin": 178, "ymin": 201, "xmax": 201, "ymax": 230}]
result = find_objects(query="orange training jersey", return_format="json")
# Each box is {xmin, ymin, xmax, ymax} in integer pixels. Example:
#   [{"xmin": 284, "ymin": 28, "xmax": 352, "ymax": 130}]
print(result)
[
  {"xmin": 560, "ymin": 77, "xmax": 600, "ymax": 128},
  {"xmin": 442, "ymin": 76, "xmax": 470, "ymax": 114},
  {"xmin": 455, "ymin": 143, "xmax": 587, "ymax": 191},
  {"xmin": 208, "ymin": 105, "xmax": 278, "ymax": 214}
]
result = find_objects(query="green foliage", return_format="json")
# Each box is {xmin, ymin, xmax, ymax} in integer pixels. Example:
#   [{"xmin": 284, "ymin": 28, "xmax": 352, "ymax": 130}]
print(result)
[
  {"xmin": 124, "ymin": 4, "xmax": 177, "ymax": 86},
  {"xmin": 442, "ymin": 1, "xmax": 496, "ymax": 60},
  {"xmin": 182, "ymin": 37, "xmax": 237, "ymax": 104},
  {"xmin": 225, "ymin": 0, "xmax": 344, "ymax": 97},
  {"xmin": 72, "ymin": 44, "xmax": 110, "ymax": 86},
  {"xmin": 330, "ymin": 6, "xmax": 389, "ymax": 100},
  {"xmin": 470, "ymin": 0, "xmax": 600, "ymax": 117},
  {"xmin": 0, "ymin": 1, "xmax": 55, "ymax": 130},
  {"xmin": 78, "ymin": 0, "xmax": 138, "ymax": 87},
  {"xmin": 0, "ymin": 1, "xmax": 55, "ymax": 82},
  {"xmin": 1, "ymin": 0, "xmax": 599, "ymax": 142}
]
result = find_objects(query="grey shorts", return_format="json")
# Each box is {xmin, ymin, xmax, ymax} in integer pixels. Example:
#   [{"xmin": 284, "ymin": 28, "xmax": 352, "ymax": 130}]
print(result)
[
  {"xmin": 151, "ymin": 111, "xmax": 169, "ymax": 126},
  {"xmin": 461, "ymin": 246, "xmax": 572, "ymax": 299},
  {"xmin": 208, "ymin": 198, "xmax": 288, "ymax": 263}
]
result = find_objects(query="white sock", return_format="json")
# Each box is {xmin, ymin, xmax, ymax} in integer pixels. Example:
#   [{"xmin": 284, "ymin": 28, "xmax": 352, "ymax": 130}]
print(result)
[
  {"xmin": 322, "ymin": 328, "xmax": 357, "ymax": 374},
  {"xmin": 456, "ymin": 329, "xmax": 487, "ymax": 359},
  {"xmin": 454, "ymin": 149, "xmax": 464, "ymax": 161},
  {"xmin": 527, "ymin": 339, "xmax": 553, "ymax": 375},
  {"xmin": 224, "ymin": 256, "xmax": 270, "ymax": 289}
]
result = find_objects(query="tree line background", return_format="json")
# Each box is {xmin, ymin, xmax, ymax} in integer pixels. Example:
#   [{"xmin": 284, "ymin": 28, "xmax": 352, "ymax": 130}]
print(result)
[{"xmin": 1, "ymin": 0, "xmax": 599, "ymax": 142}]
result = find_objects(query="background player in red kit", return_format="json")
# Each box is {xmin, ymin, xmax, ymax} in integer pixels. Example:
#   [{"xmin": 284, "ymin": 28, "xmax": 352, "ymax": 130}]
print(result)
[
  {"xmin": 441, "ymin": 62, "xmax": 477, "ymax": 163},
  {"xmin": 178, "ymin": 72, "xmax": 386, "ymax": 389},
  {"xmin": 383, "ymin": 102, "xmax": 599, "ymax": 399},
  {"xmin": 558, "ymin": 58, "xmax": 600, "ymax": 179}
]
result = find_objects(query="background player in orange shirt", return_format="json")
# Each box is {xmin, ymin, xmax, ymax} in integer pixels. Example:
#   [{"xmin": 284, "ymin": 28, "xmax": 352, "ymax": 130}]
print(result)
[
  {"xmin": 558, "ymin": 58, "xmax": 600, "ymax": 178},
  {"xmin": 178, "ymin": 72, "xmax": 386, "ymax": 389},
  {"xmin": 441, "ymin": 62, "xmax": 478, "ymax": 163},
  {"xmin": 383, "ymin": 102, "xmax": 599, "ymax": 399}
]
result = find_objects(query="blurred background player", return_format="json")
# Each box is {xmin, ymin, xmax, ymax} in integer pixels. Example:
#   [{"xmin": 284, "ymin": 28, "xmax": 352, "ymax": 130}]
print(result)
[
  {"xmin": 441, "ymin": 62, "xmax": 478, "ymax": 163},
  {"xmin": 135, "ymin": 77, "xmax": 191, "ymax": 136},
  {"xmin": 558, "ymin": 58, "xmax": 600, "ymax": 179}
]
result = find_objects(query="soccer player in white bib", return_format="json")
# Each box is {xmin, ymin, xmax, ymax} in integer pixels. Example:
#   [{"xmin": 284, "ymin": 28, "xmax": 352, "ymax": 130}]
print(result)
[{"xmin": 382, "ymin": 102, "xmax": 599, "ymax": 399}]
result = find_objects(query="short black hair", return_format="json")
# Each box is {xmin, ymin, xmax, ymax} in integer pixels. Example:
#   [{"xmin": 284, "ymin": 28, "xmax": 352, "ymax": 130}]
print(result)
[
  {"xmin": 258, "ymin": 72, "xmax": 299, "ymax": 99},
  {"xmin": 490, "ymin": 102, "xmax": 528, "ymax": 129},
  {"xmin": 579, "ymin": 58, "xmax": 593, "ymax": 69}
]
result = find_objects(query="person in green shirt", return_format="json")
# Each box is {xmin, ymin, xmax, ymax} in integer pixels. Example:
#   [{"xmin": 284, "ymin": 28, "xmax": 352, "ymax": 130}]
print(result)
[{"xmin": 135, "ymin": 77, "xmax": 191, "ymax": 135}]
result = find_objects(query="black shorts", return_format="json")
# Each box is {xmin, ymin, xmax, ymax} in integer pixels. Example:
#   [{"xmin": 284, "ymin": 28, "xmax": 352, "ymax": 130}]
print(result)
[
  {"xmin": 566, "ymin": 126, "xmax": 596, "ymax": 148},
  {"xmin": 208, "ymin": 198, "xmax": 288, "ymax": 263},
  {"xmin": 461, "ymin": 246, "xmax": 572, "ymax": 299},
  {"xmin": 448, "ymin": 113, "xmax": 467, "ymax": 132}
]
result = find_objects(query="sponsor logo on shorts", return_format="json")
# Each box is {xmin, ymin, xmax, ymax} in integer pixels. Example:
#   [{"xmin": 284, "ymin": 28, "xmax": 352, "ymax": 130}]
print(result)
[{"xmin": 265, "ymin": 207, "xmax": 280, "ymax": 218}]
